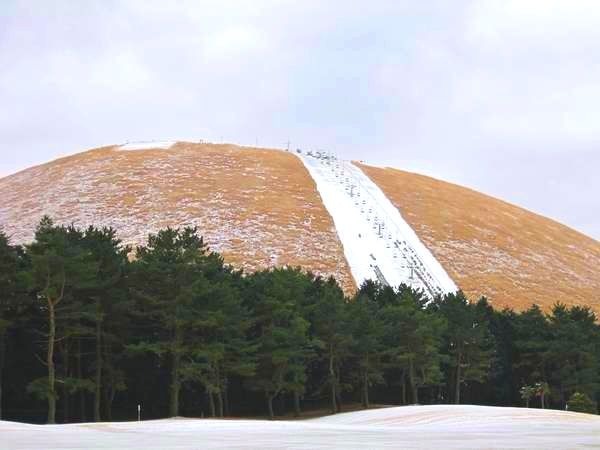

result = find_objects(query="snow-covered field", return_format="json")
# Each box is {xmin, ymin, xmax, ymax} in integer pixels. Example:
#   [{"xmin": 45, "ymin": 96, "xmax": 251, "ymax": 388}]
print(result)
[
  {"xmin": 298, "ymin": 152, "xmax": 457, "ymax": 298},
  {"xmin": 2, "ymin": 405, "xmax": 598, "ymax": 449}
]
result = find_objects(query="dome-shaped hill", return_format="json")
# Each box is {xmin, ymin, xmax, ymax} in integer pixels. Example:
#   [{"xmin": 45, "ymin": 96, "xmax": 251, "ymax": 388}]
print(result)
[
  {"xmin": 0, "ymin": 142, "xmax": 355, "ymax": 292},
  {"xmin": 0, "ymin": 141, "xmax": 598, "ymax": 312},
  {"xmin": 358, "ymin": 163, "xmax": 600, "ymax": 311}
]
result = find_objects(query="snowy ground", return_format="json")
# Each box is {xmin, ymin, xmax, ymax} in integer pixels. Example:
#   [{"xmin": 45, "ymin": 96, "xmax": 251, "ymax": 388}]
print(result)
[
  {"xmin": 118, "ymin": 141, "xmax": 176, "ymax": 151},
  {"xmin": 298, "ymin": 151, "xmax": 457, "ymax": 297},
  {"xmin": 1, "ymin": 405, "xmax": 598, "ymax": 449}
]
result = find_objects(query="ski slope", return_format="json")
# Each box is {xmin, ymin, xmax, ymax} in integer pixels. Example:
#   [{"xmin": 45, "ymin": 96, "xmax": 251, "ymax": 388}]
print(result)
[
  {"xmin": 2, "ymin": 405, "xmax": 598, "ymax": 449},
  {"xmin": 298, "ymin": 151, "xmax": 457, "ymax": 297}
]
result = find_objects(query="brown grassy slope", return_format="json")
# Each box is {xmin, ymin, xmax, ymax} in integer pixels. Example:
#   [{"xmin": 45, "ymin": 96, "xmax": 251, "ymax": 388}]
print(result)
[
  {"xmin": 357, "ymin": 163, "xmax": 600, "ymax": 312},
  {"xmin": 0, "ymin": 142, "xmax": 355, "ymax": 293}
]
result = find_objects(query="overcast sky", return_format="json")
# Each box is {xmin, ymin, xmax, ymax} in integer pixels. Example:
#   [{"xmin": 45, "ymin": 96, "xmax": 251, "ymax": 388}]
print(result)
[{"xmin": 1, "ymin": 0, "xmax": 599, "ymax": 239}]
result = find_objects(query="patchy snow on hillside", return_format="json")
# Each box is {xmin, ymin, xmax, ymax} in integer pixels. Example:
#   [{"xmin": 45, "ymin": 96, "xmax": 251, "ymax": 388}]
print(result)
[
  {"xmin": 118, "ymin": 141, "xmax": 176, "ymax": 151},
  {"xmin": 298, "ymin": 151, "xmax": 457, "ymax": 297},
  {"xmin": 0, "ymin": 143, "xmax": 356, "ymax": 294},
  {"xmin": 2, "ymin": 405, "xmax": 598, "ymax": 449}
]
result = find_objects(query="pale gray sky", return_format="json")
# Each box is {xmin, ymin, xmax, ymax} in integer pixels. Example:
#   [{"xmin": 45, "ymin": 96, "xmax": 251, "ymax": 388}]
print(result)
[{"xmin": 1, "ymin": 0, "xmax": 599, "ymax": 239}]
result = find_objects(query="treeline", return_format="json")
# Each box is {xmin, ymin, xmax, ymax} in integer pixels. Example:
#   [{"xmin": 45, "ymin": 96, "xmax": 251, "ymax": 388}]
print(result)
[{"xmin": 0, "ymin": 217, "xmax": 598, "ymax": 424}]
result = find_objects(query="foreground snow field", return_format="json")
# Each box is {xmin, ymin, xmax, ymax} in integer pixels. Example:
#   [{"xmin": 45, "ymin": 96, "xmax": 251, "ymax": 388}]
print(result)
[{"xmin": 2, "ymin": 405, "xmax": 599, "ymax": 449}]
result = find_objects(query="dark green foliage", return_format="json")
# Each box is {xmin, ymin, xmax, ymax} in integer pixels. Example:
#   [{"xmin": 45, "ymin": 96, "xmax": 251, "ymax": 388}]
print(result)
[
  {"xmin": 24, "ymin": 218, "xmax": 99, "ymax": 423},
  {"xmin": 0, "ymin": 230, "xmax": 21, "ymax": 420},
  {"xmin": 513, "ymin": 305, "xmax": 551, "ymax": 386},
  {"xmin": 79, "ymin": 226, "xmax": 130, "ymax": 421},
  {"xmin": 1, "ymin": 218, "xmax": 600, "ymax": 423},
  {"xmin": 567, "ymin": 392, "xmax": 597, "ymax": 414},
  {"xmin": 128, "ymin": 227, "xmax": 224, "ymax": 417},
  {"xmin": 347, "ymin": 289, "xmax": 384, "ymax": 408},
  {"xmin": 305, "ymin": 276, "xmax": 350, "ymax": 413},
  {"xmin": 519, "ymin": 385, "xmax": 535, "ymax": 408},
  {"xmin": 181, "ymin": 269, "xmax": 255, "ymax": 417},
  {"xmin": 547, "ymin": 305, "xmax": 599, "ymax": 407},
  {"xmin": 429, "ymin": 292, "xmax": 492, "ymax": 404},
  {"xmin": 244, "ymin": 268, "xmax": 312, "ymax": 419}
]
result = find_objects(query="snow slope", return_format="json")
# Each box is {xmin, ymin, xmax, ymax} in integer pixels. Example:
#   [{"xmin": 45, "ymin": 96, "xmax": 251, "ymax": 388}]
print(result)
[
  {"xmin": 299, "ymin": 151, "xmax": 457, "ymax": 297},
  {"xmin": 118, "ymin": 141, "xmax": 176, "ymax": 151},
  {"xmin": 2, "ymin": 405, "xmax": 598, "ymax": 449}
]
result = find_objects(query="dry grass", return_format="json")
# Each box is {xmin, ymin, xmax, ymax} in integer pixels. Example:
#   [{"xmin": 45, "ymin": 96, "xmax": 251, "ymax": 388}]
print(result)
[
  {"xmin": 357, "ymin": 163, "xmax": 600, "ymax": 312},
  {"xmin": 0, "ymin": 142, "xmax": 355, "ymax": 294},
  {"xmin": 3, "ymin": 143, "xmax": 597, "ymax": 312}
]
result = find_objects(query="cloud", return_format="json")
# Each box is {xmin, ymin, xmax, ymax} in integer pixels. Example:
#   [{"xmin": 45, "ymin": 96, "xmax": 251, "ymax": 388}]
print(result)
[
  {"xmin": 202, "ymin": 26, "xmax": 268, "ymax": 61},
  {"xmin": 0, "ymin": 0, "xmax": 598, "ymax": 239},
  {"xmin": 457, "ymin": 0, "xmax": 600, "ymax": 143},
  {"xmin": 466, "ymin": 0, "xmax": 600, "ymax": 44}
]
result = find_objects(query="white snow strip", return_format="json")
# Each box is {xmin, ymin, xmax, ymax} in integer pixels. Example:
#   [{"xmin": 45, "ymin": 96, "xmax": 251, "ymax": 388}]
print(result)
[
  {"xmin": 118, "ymin": 141, "xmax": 176, "ymax": 151},
  {"xmin": 2, "ymin": 405, "xmax": 599, "ymax": 449},
  {"xmin": 297, "ymin": 151, "xmax": 457, "ymax": 297}
]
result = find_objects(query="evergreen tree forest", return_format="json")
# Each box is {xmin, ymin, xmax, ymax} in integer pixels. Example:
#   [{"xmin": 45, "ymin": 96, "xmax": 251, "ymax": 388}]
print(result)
[{"xmin": 0, "ymin": 218, "xmax": 598, "ymax": 424}]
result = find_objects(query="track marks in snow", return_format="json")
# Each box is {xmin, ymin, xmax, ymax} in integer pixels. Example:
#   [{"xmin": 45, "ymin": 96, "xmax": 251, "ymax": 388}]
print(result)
[{"xmin": 298, "ymin": 152, "xmax": 457, "ymax": 297}]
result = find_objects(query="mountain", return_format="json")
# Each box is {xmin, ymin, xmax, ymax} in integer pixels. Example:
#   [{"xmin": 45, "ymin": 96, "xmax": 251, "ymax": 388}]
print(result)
[
  {"xmin": 358, "ymin": 164, "xmax": 600, "ymax": 311},
  {"xmin": 1, "ymin": 141, "xmax": 598, "ymax": 312}
]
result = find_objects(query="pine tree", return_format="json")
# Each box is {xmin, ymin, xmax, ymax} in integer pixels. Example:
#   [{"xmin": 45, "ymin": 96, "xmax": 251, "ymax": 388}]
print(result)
[
  {"xmin": 25, "ymin": 218, "xmax": 98, "ymax": 423},
  {"xmin": 431, "ymin": 291, "xmax": 492, "ymax": 404},
  {"xmin": 380, "ymin": 284, "xmax": 445, "ymax": 404},
  {"xmin": 0, "ymin": 231, "xmax": 21, "ymax": 420},
  {"xmin": 547, "ymin": 304, "xmax": 599, "ymax": 408},
  {"xmin": 182, "ymin": 269, "xmax": 256, "ymax": 417},
  {"xmin": 79, "ymin": 226, "xmax": 130, "ymax": 421},
  {"xmin": 348, "ymin": 289, "xmax": 384, "ymax": 409},
  {"xmin": 129, "ymin": 227, "xmax": 221, "ymax": 417},
  {"xmin": 567, "ymin": 392, "xmax": 597, "ymax": 414},
  {"xmin": 512, "ymin": 304, "xmax": 552, "ymax": 408},
  {"xmin": 245, "ymin": 268, "xmax": 311, "ymax": 419},
  {"xmin": 481, "ymin": 303, "xmax": 518, "ymax": 406},
  {"xmin": 308, "ymin": 276, "xmax": 351, "ymax": 414},
  {"xmin": 519, "ymin": 385, "xmax": 535, "ymax": 408}
]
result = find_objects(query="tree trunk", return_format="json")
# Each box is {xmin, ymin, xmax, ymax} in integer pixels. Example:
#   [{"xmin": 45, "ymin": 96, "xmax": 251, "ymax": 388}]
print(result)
[
  {"xmin": 169, "ymin": 326, "xmax": 182, "ymax": 417},
  {"xmin": 103, "ymin": 383, "xmax": 115, "ymax": 422},
  {"xmin": 558, "ymin": 382, "xmax": 565, "ymax": 409},
  {"xmin": 216, "ymin": 391, "xmax": 224, "ymax": 418},
  {"xmin": 526, "ymin": 398, "xmax": 530, "ymax": 408},
  {"xmin": 454, "ymin": 352, "xmax": 462, "ymax": 405},
  {"xmin": 94, "ymin": 301, "xmax": 102, "ymax": 422},
  {"xmin": 541, "ymin": 393, "xmax": 545, "ymax": 409},
  {"xmin": 335, "ymin": 366, "xmax": 342, "ymax": 413},
  {"xmin": 62, "ymin": 341, "xmax": 70, "ymax": 423},
  {"xmin": 208, "ymin": 391, "xmax": 215, "ymax": 418},
  {"xmin": 76, "ymin": 339, "xmax": 85, "ymax": 422},
  {"xmin": 47, "ymin": 301, "xmax": 57, "ymax": 424},
  {"xmin": 401, "ymin": 372, "xmax": 406, "ymax": 405},
  {"xmin": 0, "ymin": 330, "xmax": 5, "ymax": 420},
  {"xmin": 329, "ymin": 349, "xmax": 337, "ymax": 413},
  {"xmin": 293, "ymin": 391, "xmax": 301, "ymax": 417},
  {"xmin": 266, "ymin": 393, "xmax": 274, "ymax": 420},
  {"xmin": 102, "ymin": 341, "xmax": 113, "ymax": 422},
  {"xmin": 223, "ymin": 382, "xmax": 230, "ymax": 417},
  {"xmin": 408, "ymin": 358, "xmax": 418, "ymax": 404},
  {"xmin": 362, "ymin": 369, "xmax": 369, "ymax": 408},
  {"xmin": 278, "ymin": 392, "xmax": 285, "ymax": 414}
]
